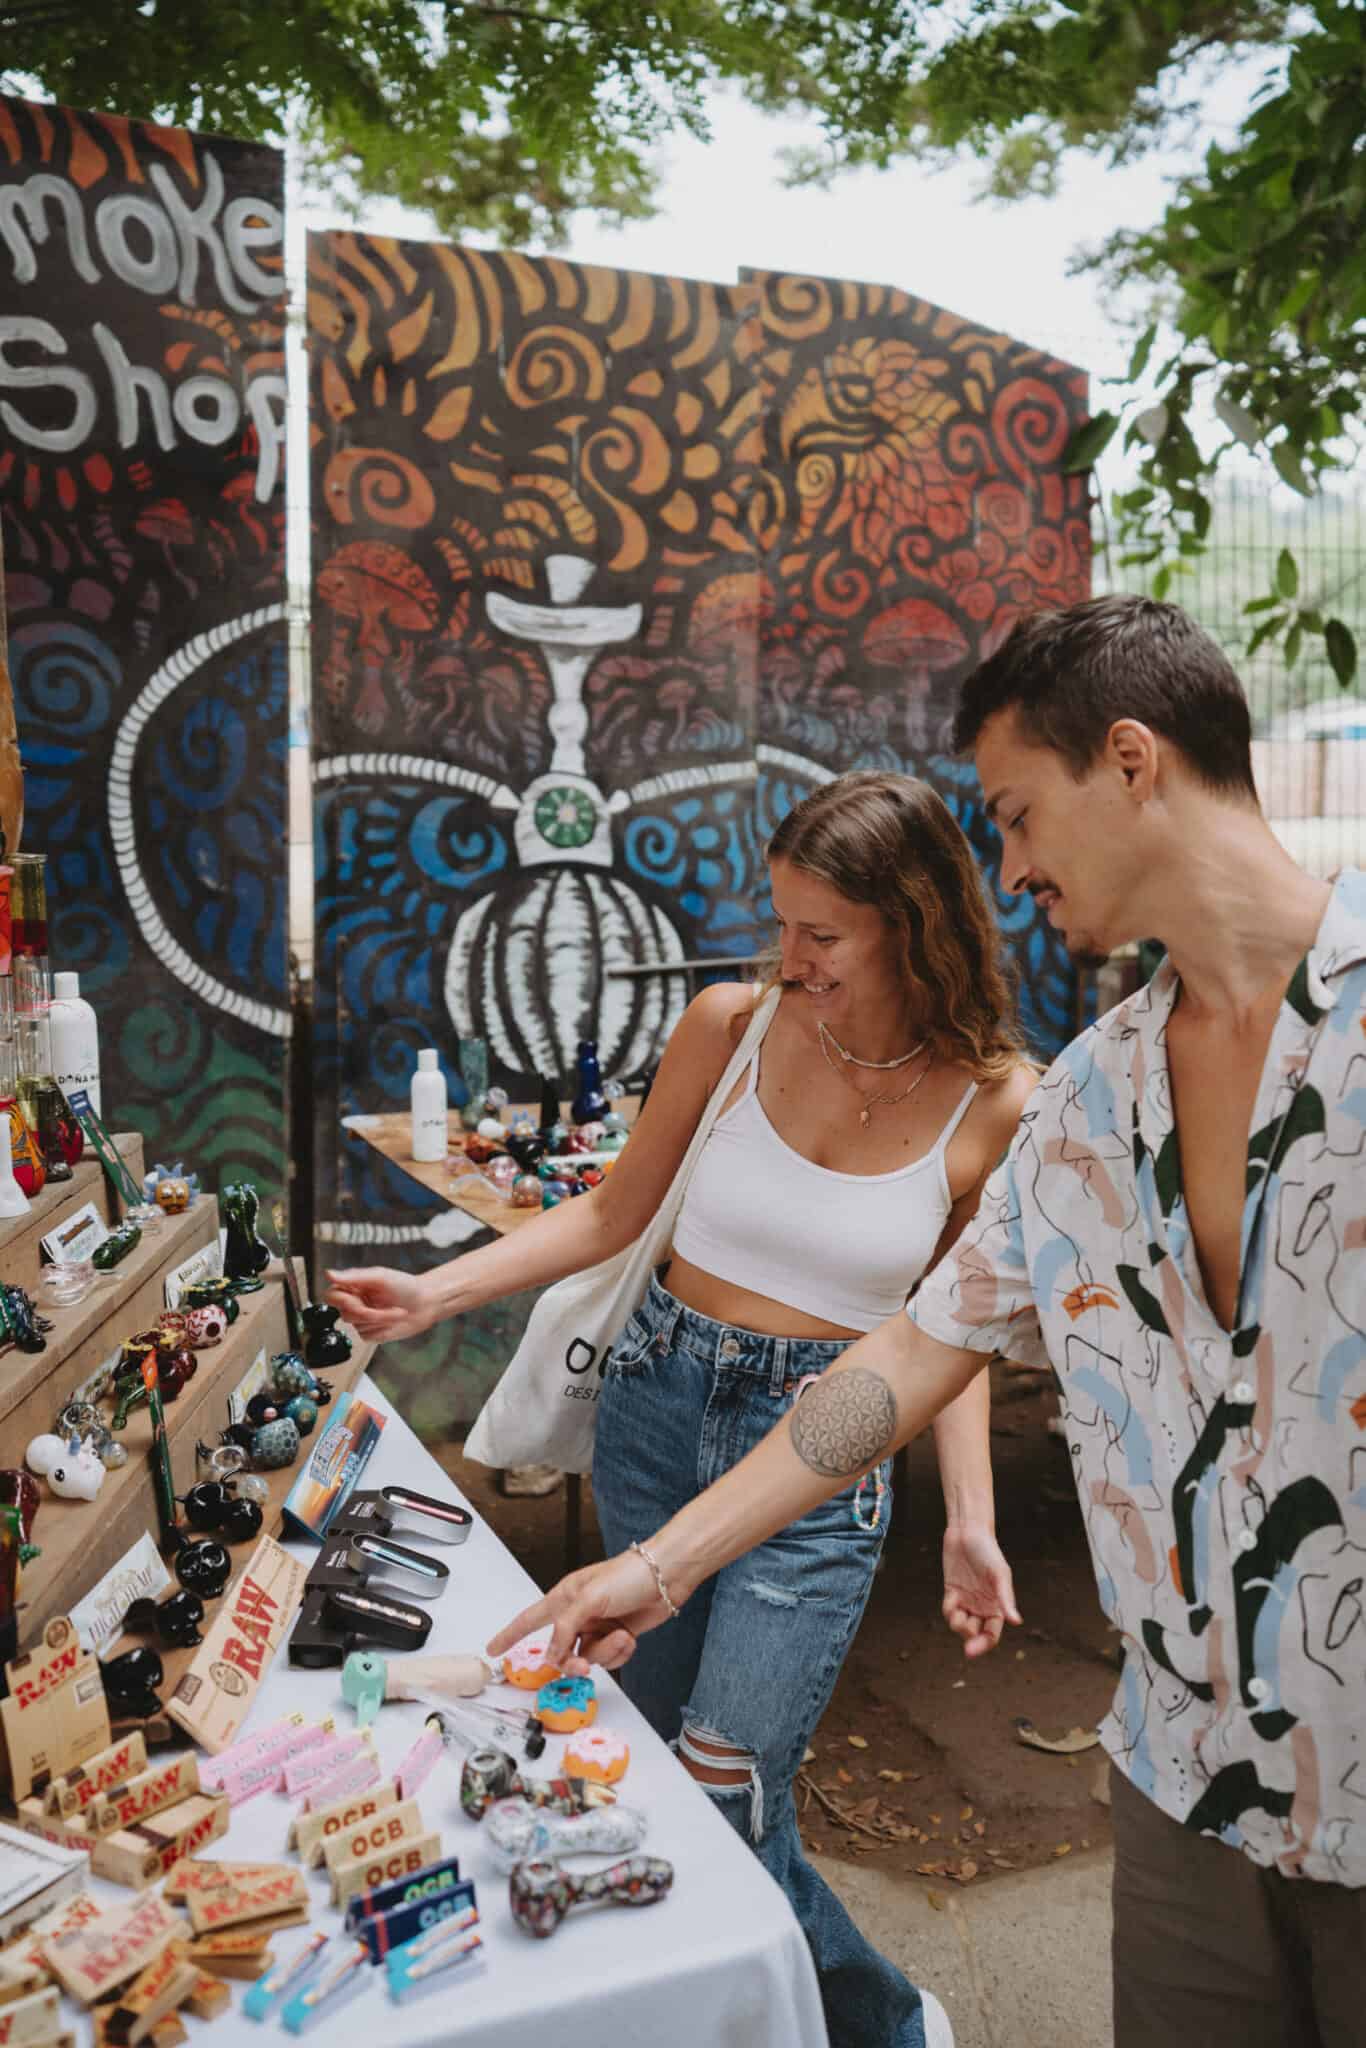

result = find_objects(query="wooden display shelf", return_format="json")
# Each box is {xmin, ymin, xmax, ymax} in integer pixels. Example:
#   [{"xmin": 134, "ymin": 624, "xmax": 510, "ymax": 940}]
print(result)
[
  {"xmin": 15, "ymin": 1275, "xmax": 297, "ymax": 1643},
  {"xmin": 0, "ymin": 1198, "xmax": 219, "ymax": 1456},
  {"xmin": 0, "ymin": 1131, "xmax": 146, "ymax": 1295},
  {"xmin": 96, "ymin": 1338, "xmax": 377, "ymax": 1719}
]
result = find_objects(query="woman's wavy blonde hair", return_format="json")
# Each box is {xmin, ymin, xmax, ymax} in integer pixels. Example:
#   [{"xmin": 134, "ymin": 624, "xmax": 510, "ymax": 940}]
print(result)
[{"xmin": 763, "ymin": 771, "xmax": 1024, "ymax": 1083}]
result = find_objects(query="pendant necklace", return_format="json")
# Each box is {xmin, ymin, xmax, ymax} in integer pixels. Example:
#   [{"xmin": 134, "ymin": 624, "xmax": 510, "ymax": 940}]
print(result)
[{"xmin": 819, "ymin": 1027, "xmax": 934, "ymax": 1129}]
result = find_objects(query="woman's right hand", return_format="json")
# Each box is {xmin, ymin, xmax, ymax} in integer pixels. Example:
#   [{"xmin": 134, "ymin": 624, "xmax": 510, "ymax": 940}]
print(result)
[
  {"xmin": 487, "ymin": 1549, "xmax": 672, "ymax": 1675},
  {"xmin": 325, "ymin": 1266, "xmax": 434, "ymax": 1343}
]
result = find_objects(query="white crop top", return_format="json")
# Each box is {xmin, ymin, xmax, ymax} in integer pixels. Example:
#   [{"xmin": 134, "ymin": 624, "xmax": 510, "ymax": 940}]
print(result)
[{"xmin": 670, "ymin": 1050, "xmax": 979, "ymax": 1332}]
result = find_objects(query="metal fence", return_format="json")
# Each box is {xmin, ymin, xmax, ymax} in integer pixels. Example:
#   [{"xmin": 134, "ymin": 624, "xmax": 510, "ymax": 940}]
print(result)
[{"xmin": 1096, "ymin": 474, "xmax": 1366, "ymax": 877}]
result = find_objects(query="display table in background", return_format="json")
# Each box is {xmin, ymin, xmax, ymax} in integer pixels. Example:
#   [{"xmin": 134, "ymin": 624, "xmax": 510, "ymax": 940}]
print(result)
[
  {"xmin": 343, "ymin": 1101, "xmax": 639, "ymax": 1236},
  {"xmin": 342, "ymin": 1103, "xmax": 641, "ymax": 1563},
  {"xmin": 79, "ymin": 1382, "xmax": 828, "ymax": 2048}
]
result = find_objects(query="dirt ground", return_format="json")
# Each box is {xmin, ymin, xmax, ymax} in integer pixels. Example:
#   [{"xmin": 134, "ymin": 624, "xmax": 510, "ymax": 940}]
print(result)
[{"xmin": 436, "ymin": 1362, "xmax": 1118, "ymax": 1894}]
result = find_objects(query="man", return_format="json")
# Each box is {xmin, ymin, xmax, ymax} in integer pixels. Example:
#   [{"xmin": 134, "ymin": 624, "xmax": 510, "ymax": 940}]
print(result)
[{"xmin": 491, "ymin": 595, "xmax": 1366, "ymax": 2046}]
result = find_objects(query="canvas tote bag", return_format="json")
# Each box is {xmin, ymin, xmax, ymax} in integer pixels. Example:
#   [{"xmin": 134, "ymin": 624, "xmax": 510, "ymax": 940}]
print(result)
[{"xmin": 463, "ymin": 987, "xmax": 780, "ymax": 1475}]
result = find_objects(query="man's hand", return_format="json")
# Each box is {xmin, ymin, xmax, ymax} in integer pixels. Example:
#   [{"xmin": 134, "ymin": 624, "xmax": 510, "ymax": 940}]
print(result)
[
  {"xmin": 942, "ymin": 1521, "xmax": 1021, "ymax": 1658},
  {"xmin": 487, "ymin": 1550, "xmax": 670, "ymax": 1675}
]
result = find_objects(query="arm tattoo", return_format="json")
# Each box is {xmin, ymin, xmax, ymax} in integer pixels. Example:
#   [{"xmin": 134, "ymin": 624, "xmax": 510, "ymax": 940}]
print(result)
[{"xmin": 789, "ymin": 1367, "xmax": 897, "ymax": 1478}]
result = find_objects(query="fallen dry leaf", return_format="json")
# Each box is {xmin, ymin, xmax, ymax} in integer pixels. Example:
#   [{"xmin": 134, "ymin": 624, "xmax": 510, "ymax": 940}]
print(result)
[
  {"xmin": 928, "ymin": 1813, "xmax": 942, "ymax": 1825},
  {"xmin": 802, "ymin": 1747, "xmax": 816, "ymax": 1765},
  {"xmin": 973, "ymin": 1821, "xmax": 986, "ymax": 1837},
  {"xmin": 960, "ymin": 1805, "xmax": 974, "ymax": 1821},
  {"xmin": 836, "ymin": 1768, "xmax": 854, "ymax": 1786},
  {"xmin": 1015, "ymin": 1719, "xmax": 1101, "ymax": 1755},
  {"xmin": 847, "ymin": 1735, "xmax": 869, "ymax": 1751},
  {"xmin": 955, "ymin": 1860, "xmax": 979, "ymax": 1883},
  {"xmin": 951, "ymin": 1679, "xmax": 966, "ymax": 1689},
  {"xmin": 851, "ymin": 1796, "xmax": 879, "ymax": 1820},
  {"xmin": 926, "ymin": 1892, "xmax": 944, "ymax": 1912},
  {"xmin": 877, "ymin": 1769, "xmax": 904, "ymax": 1783},
  {"xmin": 1054, "ymin": 1842, "xmax": 1073, "ymax": 1858}
]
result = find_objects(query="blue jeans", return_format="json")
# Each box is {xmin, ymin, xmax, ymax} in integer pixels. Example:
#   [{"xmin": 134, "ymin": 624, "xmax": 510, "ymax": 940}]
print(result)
[{"xmin": 593, "ymin": 1271, "xmax": 927, "ymax": 2048}]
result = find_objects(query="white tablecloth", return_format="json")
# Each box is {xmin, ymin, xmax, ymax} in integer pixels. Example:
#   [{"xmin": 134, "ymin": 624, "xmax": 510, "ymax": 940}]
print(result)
[{"xmin": 89, "ymin": 1382, "xmax": 828, "ymax": 2048}]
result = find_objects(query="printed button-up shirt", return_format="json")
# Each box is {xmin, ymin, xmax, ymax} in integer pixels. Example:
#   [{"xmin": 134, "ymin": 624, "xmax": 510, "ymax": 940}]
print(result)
[{"xmin": 909, "ymin": 869, "xmax": 1366, "ymax": 1884}]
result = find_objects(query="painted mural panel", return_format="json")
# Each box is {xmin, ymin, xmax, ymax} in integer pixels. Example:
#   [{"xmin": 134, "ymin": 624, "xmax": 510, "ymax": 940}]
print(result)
[
  {"xmin": 0, "ymin": 97, "xmax": 288, "ymax": 1184},
  {"xmin": 746, "ymin": 272, "xmax": 1091, "ymax": 1056},
  {"xmin": 309, "ymin": 236, "xmax": 766, "ymax": 1416}
]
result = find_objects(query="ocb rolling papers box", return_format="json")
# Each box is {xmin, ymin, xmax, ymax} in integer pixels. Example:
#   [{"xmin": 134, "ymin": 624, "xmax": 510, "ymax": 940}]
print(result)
[
  {"xmin": 329, "ymin": 1834, "xmax": 442, "ymax": 1910},
  {"xmin": 342, "ymin": 1852, "xmax": 463, "ymax": 1932},
  {"xmin": 356, "ymin": 1886, "xmax": 476, "ymax": 1963}
]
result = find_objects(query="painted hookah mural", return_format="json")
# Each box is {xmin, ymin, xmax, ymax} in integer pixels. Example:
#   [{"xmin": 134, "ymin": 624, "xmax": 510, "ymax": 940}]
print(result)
[
  {"xmin": 0, "ymin": 97, "xmax": 289, "ymax": 1188},
  {"xmin": 308, "ymin": 234, "xmax": 767, "ymax": 1376},
  {"xmin": 445, "ymin": 553, "xmax": 693, "ymax": 1081}
]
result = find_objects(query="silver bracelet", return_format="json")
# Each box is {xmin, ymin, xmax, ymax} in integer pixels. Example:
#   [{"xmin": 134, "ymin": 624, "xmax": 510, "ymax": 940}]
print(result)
[{"xmin": 630, "ymin": 1539, "xmax": 682, "ymax": 1620}]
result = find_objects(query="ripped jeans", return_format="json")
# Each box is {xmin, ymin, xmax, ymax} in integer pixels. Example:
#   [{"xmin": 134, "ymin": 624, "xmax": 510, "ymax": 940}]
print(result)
[{"xmin": 593, "ymin": 1271, "xmax": 927, "ymax": 2048}]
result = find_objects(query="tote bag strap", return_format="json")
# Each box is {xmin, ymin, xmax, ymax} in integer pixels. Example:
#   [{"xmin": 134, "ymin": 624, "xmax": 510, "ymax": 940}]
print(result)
[{"xmin": 644, "ymin": 983, "xmax": 781, "ymax": 1251}]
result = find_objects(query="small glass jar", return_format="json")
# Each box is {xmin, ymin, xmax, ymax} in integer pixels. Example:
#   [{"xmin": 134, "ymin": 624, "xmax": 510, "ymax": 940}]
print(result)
[{"xmin": 40, "ymin": 1257, "xmax": 95, "ymax": 1307}]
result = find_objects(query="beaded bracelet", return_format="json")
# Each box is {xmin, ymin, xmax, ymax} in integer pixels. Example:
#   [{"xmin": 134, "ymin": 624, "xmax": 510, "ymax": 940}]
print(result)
[{"xmin": 630, "ymin": 1539, "xmax": 681, "ymax": 1620}]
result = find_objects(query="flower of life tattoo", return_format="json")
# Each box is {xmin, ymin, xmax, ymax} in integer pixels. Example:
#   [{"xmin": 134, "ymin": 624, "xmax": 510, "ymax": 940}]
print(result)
[{"xmin": 789, "ymin": 1367, "xmax": 897, "ymax": 1478}]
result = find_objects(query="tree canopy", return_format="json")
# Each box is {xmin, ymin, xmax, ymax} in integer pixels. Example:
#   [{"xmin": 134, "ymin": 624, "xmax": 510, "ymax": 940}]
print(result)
[{"xmin": 4, "ymin": 0, "xmax": 1362, "ymax": 679}]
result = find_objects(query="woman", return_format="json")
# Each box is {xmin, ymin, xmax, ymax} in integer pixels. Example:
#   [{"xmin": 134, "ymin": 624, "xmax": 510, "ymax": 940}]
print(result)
[{"xmin": 329, "ymin": 771, "xmax": 1033, "ymax": 2048}]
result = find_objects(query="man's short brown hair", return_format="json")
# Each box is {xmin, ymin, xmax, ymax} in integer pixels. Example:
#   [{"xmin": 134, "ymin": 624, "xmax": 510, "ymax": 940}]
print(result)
[{"xmin": 953, "ymin": 595, "xmax": 1257, "ymax": 799}]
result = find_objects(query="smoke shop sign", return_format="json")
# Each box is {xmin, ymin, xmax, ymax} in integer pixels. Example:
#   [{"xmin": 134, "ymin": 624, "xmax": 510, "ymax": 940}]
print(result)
[{"xmin": 0, "ymin": 157, "xmax": 285, "ymax": 499}]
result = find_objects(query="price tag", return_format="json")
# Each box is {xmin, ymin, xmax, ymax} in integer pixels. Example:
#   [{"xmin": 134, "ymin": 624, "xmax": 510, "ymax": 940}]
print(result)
[
  {"xmin": 163, "ymin": 1242, "xmax": 221, "ymax": 1309},
  {"xmin": 39, "ymin": 1201, "xmax": 108, "ymax": 1267}
]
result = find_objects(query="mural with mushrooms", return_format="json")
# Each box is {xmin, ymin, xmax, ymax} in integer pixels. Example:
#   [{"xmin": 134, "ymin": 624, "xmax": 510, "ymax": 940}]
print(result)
[
  {"xmin": 748, "ymin": 272, "xmax": 1091, "ymax": 1056},
  {"xmin": 310, "ymin": 241, "xmax": 1090, "ymax": 1430}
]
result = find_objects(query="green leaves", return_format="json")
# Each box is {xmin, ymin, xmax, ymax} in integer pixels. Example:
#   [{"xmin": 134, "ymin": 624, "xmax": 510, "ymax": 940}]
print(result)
[
  {"xmin": 1237, "ymin": 564, "xmax": 1358, "ymax": 682},
  {"xmin": 1062, "ymin": 410, "xmax": 1120, "ymax": 473},
  {"xmin": 1126, "ymin": 322, "xmax": 1158, "ymax": 383},
  {"xmin": 1272, "ymin": 443, "xmax": 1314, "ymax": 498},
  {"xmin": 1325, "ymin": 618, "xmax": 1359, "ymax": 687}
]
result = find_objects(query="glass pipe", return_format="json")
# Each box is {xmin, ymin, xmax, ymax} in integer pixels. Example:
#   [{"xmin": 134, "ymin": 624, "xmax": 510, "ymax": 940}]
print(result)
[
  {"xmin": 221, "ymin": 1182, "xmax": 271, "ymax": 1280},
  {"xmin": 8, "ymin": 853, "xmax": 48, "ymax": 994},
  {"xmin": 457, "ymin": 1036, "xmax": 490, "ymax": 1131},
  {"xmin": 508, "ymin": 1854, "xmax": 674, "ymax": 1939},
  {"xmin": 484, "ymin": 1797, "xmax": 646, "ymax": 1872},
  {"xmin": 0, "ymin": 1000, "xmax": 43, "ymax": 1200},
  {"xmin": 15, "ymin": 1009, "xmax": 80, "ymax": 1176}
]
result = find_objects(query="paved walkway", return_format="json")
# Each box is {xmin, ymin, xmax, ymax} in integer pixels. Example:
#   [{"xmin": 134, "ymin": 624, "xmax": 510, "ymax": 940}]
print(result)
[{"xmin": 814, "ymin": 1846, "xmax": 1114, "ymax": 2048}]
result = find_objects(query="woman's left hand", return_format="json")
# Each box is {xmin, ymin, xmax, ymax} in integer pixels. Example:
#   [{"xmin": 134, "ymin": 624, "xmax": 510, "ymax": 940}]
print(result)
[{"xmin": 941, "ymin": 1521, "xmax": 1021, "ymax": 1659}]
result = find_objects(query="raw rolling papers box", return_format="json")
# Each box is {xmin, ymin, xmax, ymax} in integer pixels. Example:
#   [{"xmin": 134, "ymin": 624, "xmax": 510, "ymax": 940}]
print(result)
[
  {"xmin": 165, "ymin": 1539, "xmax": 305, "ymax": 1756},
  {"xmin": 1, "ymin": 1619, "xmax": 109, "ymax": 1801},
  {"xmin": 0, "ymin": 1825, "xmax": 89, "ymax": 1942},
  {"xmin": 281, "ymin": 1394, "xmax": 385, "ymax": 1542}
]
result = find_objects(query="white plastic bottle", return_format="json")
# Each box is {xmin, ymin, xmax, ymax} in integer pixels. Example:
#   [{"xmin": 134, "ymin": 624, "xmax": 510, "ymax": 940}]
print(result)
[
  {"xmin": 410, "ymin": 1048, "xmax": 448, "ymax": 1162},
  {"xmin": 49, "ymin": 971, "xmax": 101, "ymax": 1117}
]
